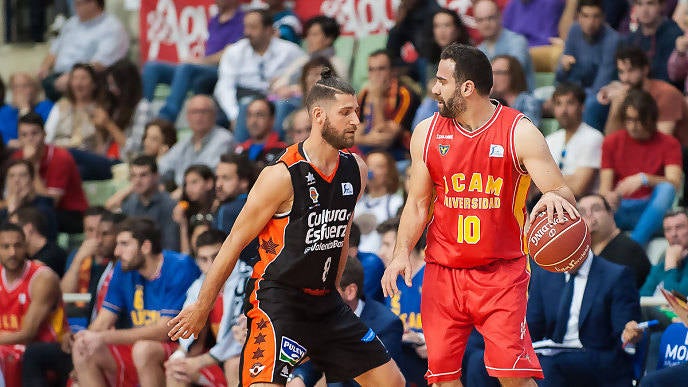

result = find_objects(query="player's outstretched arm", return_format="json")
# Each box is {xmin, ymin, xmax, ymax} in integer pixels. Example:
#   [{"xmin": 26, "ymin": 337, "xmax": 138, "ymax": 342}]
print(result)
[
  {"xmin": 382, "ymin": 117, "xmax": 433, "ymax": 297},
  {"xmin": 168, "ymin": 163, "xmax": 293, "ymax": 340},
  {"xmin": 514, "ymin": 118, "xmax": 578, "ymax": 226}
]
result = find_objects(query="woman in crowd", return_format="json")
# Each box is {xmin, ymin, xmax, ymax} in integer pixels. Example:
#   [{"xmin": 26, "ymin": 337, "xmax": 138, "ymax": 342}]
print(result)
[
  {"xmin": 0, "ymin": 72, "xmax": 54, "ymax": 147},
  {"xmin": 173, "ymin": 165, "xmax": 216, "ymax": 255},
  {"xmin": 354, "ymin": 150, "xmax": 404, "ymax": 253},
  {"xmin": 490, "ymin": 55, "xmax": 542, "ymax": 126}
]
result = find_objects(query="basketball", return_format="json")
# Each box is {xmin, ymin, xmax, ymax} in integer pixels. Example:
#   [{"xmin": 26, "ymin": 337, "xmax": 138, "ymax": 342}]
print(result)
[{"xmin": 527, "ymin": 211, "xmax": 591, "ymax": 273}]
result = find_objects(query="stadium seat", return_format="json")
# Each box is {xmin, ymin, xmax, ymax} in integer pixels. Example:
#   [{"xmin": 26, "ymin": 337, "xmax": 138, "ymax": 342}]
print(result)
[
  {"xmin": 83, "ymin": 180, "xmax": 119, "ymax": 206},
  {"xmin": 530, "ymin": 45, "xmax": 563, "ymax": 72},
  {"xmin": 333, "ymin": 36, "xmax": 356, "ymax": 80},
  {"xmin": 351, "ymin": 34, "xmax": 388, "ymax": 91},
  {"xmin": 538, "ymin": 118, "xmax": 560, "ymax": 137},
  {"xmin": 535, "ymin": 72, "xmax": 556, "ymax": 89}
]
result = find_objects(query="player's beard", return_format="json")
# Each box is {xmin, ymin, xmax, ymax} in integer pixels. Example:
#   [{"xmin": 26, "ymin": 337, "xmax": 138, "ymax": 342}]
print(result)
[
  {"xmin": 438, "ymin": 88, "xmax": 466, "ymax": 118},
  {"xmin": 322, "ymin": 116, "xmax": 354, "ymax": 150},
  {"xmin": 120, "ymin": 252, "xmax": 145, "ymax": 272}
]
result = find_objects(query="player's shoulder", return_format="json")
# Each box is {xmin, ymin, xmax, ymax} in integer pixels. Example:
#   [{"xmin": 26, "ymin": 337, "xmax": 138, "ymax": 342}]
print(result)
[{"xmin": 413, "ymin": 115, "xmax": 436, "ymax": 137}]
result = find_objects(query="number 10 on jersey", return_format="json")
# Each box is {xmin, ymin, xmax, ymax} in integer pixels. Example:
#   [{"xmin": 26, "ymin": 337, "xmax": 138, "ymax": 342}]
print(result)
[{"xmin": 457, "ymin": 215, "xmax": 480, "ymax": 244}]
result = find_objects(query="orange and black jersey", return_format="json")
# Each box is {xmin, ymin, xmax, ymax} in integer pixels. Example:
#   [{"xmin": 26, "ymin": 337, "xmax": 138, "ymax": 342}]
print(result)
[{"xmin": 252, "ymin": 142, "xmax": 361, "ymax": 292}]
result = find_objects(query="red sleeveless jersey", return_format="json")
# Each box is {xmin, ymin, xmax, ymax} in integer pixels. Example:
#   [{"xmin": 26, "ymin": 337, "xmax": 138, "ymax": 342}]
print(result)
[
  {"xmin": 423, "ymin": 103, "xmax": 531, "ymax": 268},
  {"xmin": 0, "ymin": 261, "xmax": 68, "ymax": 342}
]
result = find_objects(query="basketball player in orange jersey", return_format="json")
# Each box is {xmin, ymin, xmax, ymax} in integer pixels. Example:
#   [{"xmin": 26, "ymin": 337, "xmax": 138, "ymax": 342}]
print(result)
[
  {"xmin": 382, "ymin": 43, "xmax": 580, "ymax": 387},
  {"xmin": 0, "ymin": 222, "xmax": 67, "ymax": 387},
  {"xmin": 168, "ymin": 69, "xmax": 405, "ymax": 387}
]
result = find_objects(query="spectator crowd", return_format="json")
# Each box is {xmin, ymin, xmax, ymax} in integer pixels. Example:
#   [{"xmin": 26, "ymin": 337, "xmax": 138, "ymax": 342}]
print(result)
[{"xmin": 4, "ymin": 0, "xmax": 688, "ymax": 385}]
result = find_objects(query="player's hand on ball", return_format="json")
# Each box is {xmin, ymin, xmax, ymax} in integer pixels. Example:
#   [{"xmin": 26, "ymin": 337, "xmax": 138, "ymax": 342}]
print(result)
[
  {"xmin": 168, "ymin": 302, "xmax": 208, "ymax": 340},
  {"xmin": 381, "ymin": 255, "xmax": 413, "ymax": 297},
  {"xmin": 528, "ymin": 191, "xmax": 579, "ymax": 230}
]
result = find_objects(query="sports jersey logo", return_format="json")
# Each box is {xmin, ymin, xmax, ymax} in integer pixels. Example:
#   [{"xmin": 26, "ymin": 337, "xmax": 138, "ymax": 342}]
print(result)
[
  {"xmin": 342, "ymin": 182, "xmax": 354, "ymax": 196},
  {"xmin": 306, "ymin": 172, "xmax": 316, "ymax": 185},
  {"xmin": 361, "ymin": 328, "xmax": 376, "ymax": 342},
  {"xmin": 18, "ymin": 293, "xmax": 26, "ymax": 305},
  {"xmin": 279, "ymin": 336, "xmax": 306, "ymax": 366},
  {"xmin": 436, "ymin": 134, "xmax": 453, "ymax": 140},
  {"xmin": 280, "ymin": 365, "xmax": 290, "ymax": 378},
  {"xmin": 309, "ymin": 187, "xmax": 319, "ymax": 203},
  {"xmin": 249, "ymin": 362, "xmax": 265, "ymax": 377},
  {"xmin": 439, "ymin": 144, "xmax": 450, "ymax": 156},
  {"xmin": 489, "ymin": 144, "xmax": 505, "ymax": 158}
]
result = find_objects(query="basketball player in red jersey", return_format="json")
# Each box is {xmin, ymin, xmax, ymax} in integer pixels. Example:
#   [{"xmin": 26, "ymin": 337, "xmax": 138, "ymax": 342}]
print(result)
[
  {"xmin": 382, "ymin": 43, "xmax": 579, "ymax": 386},
  {"xmin": 0, "ymin": 222, "xmax": 67, "ymax": 387},
  {"xmin": 168, "ymin": 69, "xmax": 405, "ymax": 387}
]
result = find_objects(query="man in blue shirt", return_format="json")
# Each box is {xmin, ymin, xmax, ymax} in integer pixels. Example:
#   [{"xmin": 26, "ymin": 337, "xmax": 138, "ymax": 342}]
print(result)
[
  {"xmin": 71, "ymin": 217, "xmax": 200, "ymax": 386},
  {"xmin": 641, "ymin": 209, "xmax": 688, "ymax": 296}
]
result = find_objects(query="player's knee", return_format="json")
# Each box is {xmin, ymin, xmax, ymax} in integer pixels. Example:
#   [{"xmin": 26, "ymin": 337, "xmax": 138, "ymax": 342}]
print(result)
[{"xmin": 131, "ymin": 340, "xmax": 164, "ymax": 368}]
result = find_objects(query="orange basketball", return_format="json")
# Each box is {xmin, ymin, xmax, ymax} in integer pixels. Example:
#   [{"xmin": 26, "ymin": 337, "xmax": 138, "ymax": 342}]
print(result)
[{"xmin": 527, "ymin": 211, "xmax": 591, "ymax": 273}]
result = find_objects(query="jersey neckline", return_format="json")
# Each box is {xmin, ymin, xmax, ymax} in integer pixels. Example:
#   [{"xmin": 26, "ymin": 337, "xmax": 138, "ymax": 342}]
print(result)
[
  {"xmin": 452, "ymin": 100, "xmax": 502, "ymax": 138},
  {"xmin": 298, "ymin": 142, "xmax": 340, "ymax": 183}
]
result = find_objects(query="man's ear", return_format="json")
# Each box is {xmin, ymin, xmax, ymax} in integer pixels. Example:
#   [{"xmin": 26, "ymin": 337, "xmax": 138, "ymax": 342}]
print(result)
[
  {"xmin": 344, "ymin": 283, "xmax": 358, "ymax": 301},
  {"xmin": 461, "ymin": 80, "xmax": 476, "ymax": 97},
  {"xmin": 141, "ymin": 239, "xmax": 153, "ymax": 256},
  {"xmin": 312, "ymin": 105, "xmax": 326, "ymax": 126}
]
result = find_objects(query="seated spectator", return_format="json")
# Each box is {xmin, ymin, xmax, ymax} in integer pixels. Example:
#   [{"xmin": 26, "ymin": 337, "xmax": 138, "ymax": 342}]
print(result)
[
  {"xmin": 214, "ymin": 9, "xmax": 304, "ymax": 139},
  {"xmin": 173, "ymin": 165, "xmax": 216, "ymax": 255},
  {"xmin": 142, "ymin": 0, "xmax": 244, "ymax": 123},
  {"xmin": 10, "ymin": 207, "xmax": 67, "ymax": 277},
  {"xmin": 163, "ymin": 229, "xmax": 252, "ymax": 387},
  {"xmin": 97, "ymin": 59, "xmax": 154, "ymax": 161},
  {"xmin": 141, "ymin": 119, "xmax": 177, "ymax": 161},
  {"xmin": 288, "ymin": 258, "xmax": 403, "ymax": 386},
  {"xmin": 413, "ymin": 8, "xmax": 470, "ymax": 128},
  {"xmin": 640, "ymin": 209, "xmax": 688, "ymax": 296},
  {"xmin": 21, "ymin": 211, "xmax": 125, "ymax": 387},
  {"xmin": 545, "ymin": 82, "xmax": 603, "ymax": 197},
  {"xmin": 599, "ymin": 46, "xmax": 688, "ymax": 143},
  {"xmin": 44, "ymin": 63, "xmax": 119, "ymax": 180},
  {"xmin": 354, "ymin": 151, "xmax": 404, "ymax": 253},
  {"xmin": 283, "ymin": 108, "xmax": 311, "ymax": 145},
  {"xmin": 12, "ymin": 112, "xmax": 88, "ymax": 233},
  {"xmin": 64, "ymin": 206, "xmax": 107, "ymax": 269},
  {"xmin": 213, "ymin": 153, "xmax": 258, "ymax": 263},
  {"xmin": 376, "ymin": 218, "xmax": 427, "ymax": 387},
  {"xmin": 502, "ymin": 0, "xmax": 568, "ymax": 47},
  {"xmin": 271, "ymin": 15, "xmax": 346, "ymax": 133},
  {"xmin": 70, "ymin": 218, "xmax": 199, "ymax": 386},
  {"xmin": 668, "ymin": 30, "xmax": 688, "ymax": 94},
  {"xmin": 527, "ymin": 252, "xmax": 641, "ymax": 386},
  {"xmin": 121, "ymin": 155, "xmax": 179, "ymax": 252},
  {"xmin": 386, "ymin": 0, "xmax": 440, "ymax": 79},
  {"xmin": 625, "ymin": 0, "xmax": 683, "ymax": 85},
  {"xmin": 490, "ymin": 55, "xmax": 542, "ymax": 126},
  {"xmin": 0, "ymin": 222, "xmax": 67, "ymax": 387},
  {"xmin": 578, "ymin": 194, "xmax": 651, "ymax": 288},
  {"xmin": 355, "ymin": 50, "xmax": 420, "ymax": 160},
  {"xmin": 600, "ymin": 89, "xmax": 682, "ymax": 246},
  {"xmin": 234, "ymin": 99, "xmax": 286, "ymax": 168},
  {"xmin": 0, "ymin": 72, "xmax": 54, "ymax": 147},
  {"xmin": 556, "ymin": 0, "xmax": 620, "ymax": 126},
  {"xmin": 267, "ymin": 0, "xmax": 302, "ymax": 44},
  {"xmin": 37, "ymin": 0, "xmax": 129, "ymax": 101},
  {"xmin": 159, "ymin": 95, "xmax": 235, "ymax": 188},
  {"xmin": 0, "ymin": 159, "xmax": 58, "ymax": 241},
  {"xmin": 475, "ymin": 0, "xmax": 535, "ymax": 91},
  {"xmin": 348, "ymin": 223, "xmax": 385, "ymax": 304}
]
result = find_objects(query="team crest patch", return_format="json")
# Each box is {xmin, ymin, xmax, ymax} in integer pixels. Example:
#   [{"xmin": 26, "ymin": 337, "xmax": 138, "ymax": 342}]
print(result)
[
  {"xmin": 342, "ymin": 182, "xmax": 354, "ymax": 196},
  {"xmin": 249, "ymin": 362, "xmax": 265, "ymax": 377},
  {"xmin": 439, "ymin": 144, "xmax": 450, "ymax": 156},
  {"xmin": 309, "ymin": 187, "xmax": 319, "ymax": 203},
  {"xmin": 279, "ymin": 337, "xmax": 306, "ymax": 366}
]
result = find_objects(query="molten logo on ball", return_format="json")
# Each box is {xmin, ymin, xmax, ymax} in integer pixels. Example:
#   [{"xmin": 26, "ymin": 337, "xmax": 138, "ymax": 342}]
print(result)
[{"xmin": 527, "ymin": 212, "xmax": 591, "ymax": 273}]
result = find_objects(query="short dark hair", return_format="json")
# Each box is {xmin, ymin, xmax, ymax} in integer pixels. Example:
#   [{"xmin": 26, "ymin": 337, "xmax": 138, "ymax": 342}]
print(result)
[
  {"xmin": 577, "ymin": 0, "xmax": 604, "ymax": 12},
  {"xmin": 84, "ymin": 205, "xmax": 108, "ymax": 218},
  {"xmin": 615, "ymin": 45, "xmax": 649, "ymax": 70},
  {"xmin": 368, "ymin": 49, "xmax": 393, "ymax": 63},
  {"xmin": 0, "ymin": 222, "xmax": 25, "ymax": 240},
  {"xmin": 552, "ymin": 82, "xmax": 586, "ymax": 105},
  {"xmin": 248, "ymin": 98, "xmax": 276, "ymax": 117},
  {"xmin": 184, "ymin": 164, "xmax": 215, "ymax": 183},
  {"xmin": 131, "ymin": 155, "xmax": 158, "ymax": 174},
  {"xmin": 116, "ymin": 217, "xmax": 162, "ymax": 255},
  {"xmin": 579, "ymin": 193, "xmax": 612, "ymax": 212},
  {"xmin": 304, "ymin": 15, "xmax": 340, "ymax": 41},
  {"xmin": 18, "ymin": 112, "xmax": 45, "ymax": 132},
  {"xmin": 376, "ymin": 217, "xmax": 400, "ymax": 235},
  {"xmin": 340, "ymin": 257, "xmax": 364, "ymax": 299},
  {"xmin": 441, "ymin": 43, "xmax": 493, "ymax": 96},
  {"xmin": 143, "ymin": 119, "xmax": 177, "ymax": 150},
  {"xmin": 100, "ymin": 211, "xmax": 127, "ymax": 225},
  {"xmin": 95, "ymin": 0, "xmax": 105, "ymax": 9},
  {"xmin": 247, "ymin": 9, "xmax": 273, "ymax": 28},
  {"xmin": 304, "ymin": 67, "xmax": 356, "ymax": 111},
  {"xmin": 195, "ymin": 229, "xmax": 227, "ymax": 249},
  {"xmin": 665, "ymin": 208, "xmax": 688, "ymax": 220},
  {"xmin": 219, "ymin": 153, "xmax": 258, "ymax": 191},
  {"xmin": 621, "ymin": 89, "xmax": 658, "ymax": 134},
  {"xmin": 4, "ymin": 159, "xmax": 35, "ymax": 180},
  {"xmin": 349, "ymin": 222, "xmax": 361, "ymax": 247},
  {"xmin": 12, "ymin": 207, "xmax": 49, "ymax": 237}
]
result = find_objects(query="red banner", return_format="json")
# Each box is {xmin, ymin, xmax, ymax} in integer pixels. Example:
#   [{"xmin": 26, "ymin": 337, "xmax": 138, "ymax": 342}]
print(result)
[{"xmin": 139, "ymin": 0, "xmax": 484, "ymax": 63}]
